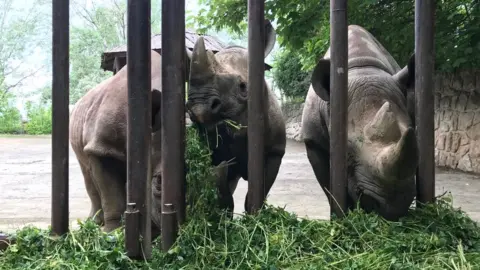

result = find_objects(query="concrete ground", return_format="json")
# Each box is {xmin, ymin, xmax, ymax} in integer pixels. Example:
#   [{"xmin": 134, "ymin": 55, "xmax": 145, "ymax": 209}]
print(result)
[{"xmin": 1, "ymin": 135, "xmax": 479, "ymax": 233}]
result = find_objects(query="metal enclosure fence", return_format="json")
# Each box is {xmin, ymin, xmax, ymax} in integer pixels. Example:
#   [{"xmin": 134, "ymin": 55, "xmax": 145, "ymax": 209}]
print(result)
[{"xmin": 45, "ymin": 0, "xmax": 436, "ymax": 260}]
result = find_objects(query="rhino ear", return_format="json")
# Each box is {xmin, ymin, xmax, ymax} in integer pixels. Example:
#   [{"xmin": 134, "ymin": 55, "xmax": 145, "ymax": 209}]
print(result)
[
  {"xmin": 264, "ymin": 19, "xmax": 276, "ymax": 58},
  {"xmin": 311, "ymin": 58, "xmax": 331, "ymax": 102},
  {"xmin": 151, "ymin": 88, "xmax": 162, "ymax": 132},
  {"xmin": 393, "ymin": 53, "xmax": 415, "ymax": 95}
]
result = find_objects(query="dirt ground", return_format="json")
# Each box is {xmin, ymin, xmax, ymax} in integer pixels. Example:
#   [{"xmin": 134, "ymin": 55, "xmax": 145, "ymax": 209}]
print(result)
[{"xmin": 1, "ymin": 135, "xmax": 479, "ymax": 233}]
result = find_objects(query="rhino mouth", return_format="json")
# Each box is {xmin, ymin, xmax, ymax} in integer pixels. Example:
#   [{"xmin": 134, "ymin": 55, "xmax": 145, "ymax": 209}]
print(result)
[
  {"xmin": 187, "ymin": 108, "xmax": 224, "ymax": 130},
  {"xmin": 186, "ymin": 99, "xmax": 226, "ymax": 129},
  {"xmin": 353, "ymin": 170, "xmax": 414, "ymax": 221}
]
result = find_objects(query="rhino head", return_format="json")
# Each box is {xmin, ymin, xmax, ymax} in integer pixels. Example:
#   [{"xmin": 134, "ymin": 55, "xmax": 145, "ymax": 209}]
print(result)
[
  {"xmin": 311, "ymin": 54, "xmax": 418, "ymax": 220},
  {"xmin": 185, "ymin": 20, "xmax": 276, "ymax": 130}
]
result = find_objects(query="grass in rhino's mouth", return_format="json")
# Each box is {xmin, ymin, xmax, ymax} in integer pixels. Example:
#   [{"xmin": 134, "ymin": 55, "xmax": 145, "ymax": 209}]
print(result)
[
  {"xmin": 196, "ymin": 119, "xmax": 246, "ymax": 150},
  {"xmin": 1, "ymin": 127, "xmax": 480, "ymax": 269}
]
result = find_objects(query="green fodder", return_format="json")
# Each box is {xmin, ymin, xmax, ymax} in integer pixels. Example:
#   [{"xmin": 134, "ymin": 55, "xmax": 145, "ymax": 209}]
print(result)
[{"xmin": 1, "ymin": 126, "xmax": 480, "ymax": 269}]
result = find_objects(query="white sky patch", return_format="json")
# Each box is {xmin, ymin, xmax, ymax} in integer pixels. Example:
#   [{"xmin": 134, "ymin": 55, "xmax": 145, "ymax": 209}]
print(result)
[{"xmin": 8, "ymin": 0, "xmax": 284, "ymax": 113}]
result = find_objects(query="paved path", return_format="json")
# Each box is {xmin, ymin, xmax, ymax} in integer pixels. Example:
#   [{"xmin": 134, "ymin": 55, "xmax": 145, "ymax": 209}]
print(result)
[{"xmin": 1, "ymin": 135, "xmax": 479, "ymax": 232}]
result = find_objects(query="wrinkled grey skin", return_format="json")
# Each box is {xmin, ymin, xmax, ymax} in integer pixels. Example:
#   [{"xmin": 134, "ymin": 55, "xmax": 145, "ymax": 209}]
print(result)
[
  {"xmin": 301, "ymin": 25, "xmax": 418, "ymax": 221},
  {"xmin": 70, "ymin": 48, "xmax": 232, "ymax": 238},
  {"xmin": 70, "ymin": 51, "xmax": 165, "ymax": 237},
  {"xmin": 185, "ymin": 20, "xmax": 286, "ymax": 214}
]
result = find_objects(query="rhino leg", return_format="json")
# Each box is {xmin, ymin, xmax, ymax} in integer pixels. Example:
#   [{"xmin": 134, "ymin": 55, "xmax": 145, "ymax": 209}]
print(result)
[
  {"xmin": 304, "ymin": 140, "xmax": 331, "ymax": 200},
  {"xmin": 89, "ymin": 155, "xmax": 126, "ymax": 232},
  {"xmin": 215, "ymin": 161, "xmax": 237, "ymax": 217},
  {"xmin": 78, "ymin": 161, "xmax": 104, "ymax": 225},
  {"xmin": 150, "ymin": 173, "xmax": 162, "ymax": 240},
  {"xmin": 244, "ymin": 151, "xmax": 284, "ymax": 212}
]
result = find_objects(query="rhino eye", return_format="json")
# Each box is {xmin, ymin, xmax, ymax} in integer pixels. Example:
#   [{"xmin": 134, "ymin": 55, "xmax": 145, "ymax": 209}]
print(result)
[{"xmin": 239, "ymin": 82, "xmax": 247, "ymax": 93}]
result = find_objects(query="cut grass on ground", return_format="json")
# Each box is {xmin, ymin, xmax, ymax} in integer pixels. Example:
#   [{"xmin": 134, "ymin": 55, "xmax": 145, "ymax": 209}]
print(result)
[{"xmin": 1, "ymin": 126, "xmax": 480, "ymax": 269}]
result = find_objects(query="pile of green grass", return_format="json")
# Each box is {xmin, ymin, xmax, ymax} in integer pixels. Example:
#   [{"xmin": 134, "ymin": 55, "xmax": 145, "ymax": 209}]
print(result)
[{"xmin": 1, "ymin": 127, "xmax": 480, "ymax": 269}]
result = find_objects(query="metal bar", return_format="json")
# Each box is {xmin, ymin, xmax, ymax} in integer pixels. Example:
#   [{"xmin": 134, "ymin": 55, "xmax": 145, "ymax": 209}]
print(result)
[
  {"xmin": 415, "ymin": 0, "xmax": 436, "ymax": 205},
  {"xmin": 125, "ymin": 203, "xmax": 140, "ymax": 258},
  {"xmin": 161, "ymin": 203, "xmax": 177, "ymax": 251},
  {"xmin": 126, "ymin": 0, "xmax": 152, "ymax": 259},
  {"xmin": 246, "ymin": 0, "xmax": 266, "ymax": 214},
  {"xmin": 51, "ymin": 0, "xmax": 70, "ymax": 236},
  {"xmin": 161, "ymin": 0, "xmax": 186, "ymax": 251},
  {"xmin": 329, "ymin": 0, "xmax": 349, "ymax": 218}
]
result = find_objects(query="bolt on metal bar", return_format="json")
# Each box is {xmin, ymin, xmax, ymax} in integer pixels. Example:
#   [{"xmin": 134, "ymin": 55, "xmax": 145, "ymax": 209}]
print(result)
[
  {"xmin": 161, "ymin": 203, "xmax": 178, "ymax": 251},
  {"xmin": 51, "ymin": 0, "xmax": 70, "ymax": 236},
  {"xmin": 415, "ymin": 0, "xmax": 436, "ymax": 205},
  {"xmin": 126, "ymin": 0, "xmax": 152, "ymax": 259},
  {"xmin": 161, "ymin": 0, "xmax": 186, "ymax": 251},
  {"xmin": 247, "ymin": 0, "xmax": 266, "ymax": 214},
  {"xmin": 125, "ymin": 203, "xmax": 140, "ymax": 258},
  {"xmin": 329, "ymin": 0, "xmax": 349, "ymax": 218}
]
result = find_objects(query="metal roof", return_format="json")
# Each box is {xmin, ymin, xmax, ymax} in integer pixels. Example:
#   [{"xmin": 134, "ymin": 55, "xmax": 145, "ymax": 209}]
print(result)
[
  {"xmin": 104, "ymin": 29, "xmax": 226, "ymax": 54},
  {"xmin": 100, "ymin": 29, "xmax": 226, "ymax": 72},
  {"xmin": 100, "ymin": 29, "xmax": 273, "ymax": 72}
]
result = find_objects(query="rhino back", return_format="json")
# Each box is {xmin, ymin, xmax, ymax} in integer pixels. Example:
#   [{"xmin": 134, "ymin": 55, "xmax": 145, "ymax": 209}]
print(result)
[
  {"xmin": 323, "ymin": 25, "xmax": 401, "ymax": 75},
  {"xmin": 302, "ymin": 25, "xmax": 409, "ymax": 150},
  {"xmin": 70, "ymin": 51, "xmax": 163, "ymax": 162}
]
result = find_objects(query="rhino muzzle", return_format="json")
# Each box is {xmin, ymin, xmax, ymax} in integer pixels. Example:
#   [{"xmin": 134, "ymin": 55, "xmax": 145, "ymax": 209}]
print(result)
[{"xmin": 187, "ymin": 97, "xmax": 222, "ymax": 125}]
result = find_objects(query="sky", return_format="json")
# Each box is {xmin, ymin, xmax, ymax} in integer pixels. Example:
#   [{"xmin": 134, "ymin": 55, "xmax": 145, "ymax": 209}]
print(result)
[{"xmin": 9, "ymin": 0, "xmax": 280, "ymax": 117}]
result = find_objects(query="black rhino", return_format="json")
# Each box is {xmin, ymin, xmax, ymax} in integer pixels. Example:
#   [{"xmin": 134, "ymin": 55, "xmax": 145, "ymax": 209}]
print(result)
[
  {"xmin": 301, "ymin": 25, "xmax": 417, "ymax": 220},
  {"xmin": 185, "ymin": 20, "xmax": 286, "ymax": 213}
]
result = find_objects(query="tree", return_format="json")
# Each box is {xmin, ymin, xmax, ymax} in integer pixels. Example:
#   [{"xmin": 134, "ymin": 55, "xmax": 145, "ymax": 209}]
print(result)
[
  {"xmin": 68, "ymin": 0, "xmax": 162, "ymax": 104},
  {"xmin": 272, "ymin": 49, "xmax": 311, "ymax": 101},
  {"xmin": 194, "ymin": 0, "xmax": 480, "ymax": 73},
  {"xmin": 0, "ymin": 0, "xmax": 49, "ymax": 98}
]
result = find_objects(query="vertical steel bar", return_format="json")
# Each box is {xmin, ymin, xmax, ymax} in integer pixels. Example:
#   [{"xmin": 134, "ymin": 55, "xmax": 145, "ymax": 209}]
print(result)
[
  {"xmin": 125, "ymin": 203, "xmax": 140, "ymax": 257},
  {"xmin": 126, "ymin": 0, "xmax": 152, "ymax": 259},
  {"xmin": 161, "ymin": 0, "xmax": 186, "ymax": 251},
  {"xmin": 161, "ymin": 204, "xmax": 177, "ymax": 251},
  {"xmin": 246, "ymin": 0, "xmax": 266, "ymax": 214},
  {"xmin": 51, "ymin": 0, "xmax": 70, "ymax": 236},
  {"xmin": 329, "ymin": 0, "xmax": 348, "ymax": 218},
  {"xmin": 415, "ymin": 0, "xmax": 436, "ymax": 205}
]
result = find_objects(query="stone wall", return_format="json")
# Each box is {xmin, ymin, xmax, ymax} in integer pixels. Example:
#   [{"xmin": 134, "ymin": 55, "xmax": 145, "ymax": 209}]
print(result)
[
  {"xmin": 280, "ymin": 70, "xmax": 480, "ymax": 174},
  {"xmin": 282, "ymin": 102, "xmax": 304, "ymax": 142},
  {"xmin": 435, "ymin": 71, "xmax": 480, "ymax": 173}
]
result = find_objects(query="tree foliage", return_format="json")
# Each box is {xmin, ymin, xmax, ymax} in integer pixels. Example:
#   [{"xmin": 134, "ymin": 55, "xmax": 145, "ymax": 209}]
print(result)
[
  {"xmin": 194, "ymin": 0, "xmax": 480, "ymax": 73},
  {"xmin": 0, "ymin": 93, "xmax": 22, "ymax": 134},
  {"xmin": 0, "ymin": 0, "xmax": 49, "ymax": 97},
  {"xmin": 272, "ymin": 49, "xmax": 311, "ymax": 101},
  {"xmin": 68, "ymin": 0, "xmax": 162, "ymax": 104},
  {"xmin": 24, "ymin": 100, "xmax": 52, "ymax": 135}
]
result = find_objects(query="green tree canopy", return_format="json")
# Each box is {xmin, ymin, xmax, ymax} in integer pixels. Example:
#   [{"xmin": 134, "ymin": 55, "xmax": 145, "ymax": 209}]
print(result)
[
  {"xmin": 0, "ymin": 0, "xmax": 49, "ymax": 98},
  {"xmin": 195, "ymin": 0, "xmax": 480, "ymax": 73},
  {"xmin": 67, "ymin": 0, "xmax": 162, "ymax": 104},
  {"xmin": 272, "ymin": 49, "xmax": 311, "ymax": 101}
]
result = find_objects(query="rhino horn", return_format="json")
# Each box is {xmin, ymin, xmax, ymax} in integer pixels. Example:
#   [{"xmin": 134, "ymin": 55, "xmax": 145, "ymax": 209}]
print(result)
[
  {"xmin": 364, "ymin": 101, "xmax": 401, "ymax": 143},
  {"xmin": 377, "ymin": 127, "xmax": 418, "ymax": 180},
  {"xmin": 190, "ymin": 37, "xmax": 215, "ymax": 78}
]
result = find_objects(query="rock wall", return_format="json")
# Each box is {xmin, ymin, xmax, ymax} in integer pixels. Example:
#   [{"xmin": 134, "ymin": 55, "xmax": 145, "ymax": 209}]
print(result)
[
  {"xmin": 280, "ymin": 70, "xmax": 480, "ymax": 174},
  {"xmin": 435, "ymin": 71, "xmax": 480, "ymax": 173},
  {"xmin": 282, "ymin": 102, "xmax": 304, "ymax": 142}
]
